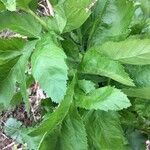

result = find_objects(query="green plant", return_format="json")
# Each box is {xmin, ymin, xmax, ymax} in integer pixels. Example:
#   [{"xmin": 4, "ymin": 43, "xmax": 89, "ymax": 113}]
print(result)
[{"xmin": 0, "ymin": 0, "xmax": 150, "ymax": 149}]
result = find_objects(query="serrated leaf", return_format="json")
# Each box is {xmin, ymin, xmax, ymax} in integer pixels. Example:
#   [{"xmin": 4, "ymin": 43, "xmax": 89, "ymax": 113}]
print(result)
[
  {"xmin": 29, "ymin": 76, "xmax": 76, "ymax": 136},
  {"xmin": 0, "ymin": 11, "xmax": 42, "ymax": 37},
  {"xmin": 84, "ymin": 110, "xmax": 125, "ymax": 150},
  {"xmin": 39, "ymin": 127, "xmax": 61, "ymax": 150},
  {"xmin": 40, "ymin": 107, "xmax": 88, "ymax": 150},
  {"xmin": 31, "ymin": 33, "xmax": 68, "ymax": 103},
  {"xmin": 134, "ymin": 98, "xmax": 150, "ymax": 119},
  {"xmin": 125, "ymin": 65, "xmax": 150, "ymax": 87},
  {"xmin": 0, "ymin": 39, "xmax": 36, "ymax": 110},
  {"xmin": 75, "ymin": 86, "xmax": 131, "ymax": 111},
  {"xmin": 100, "ymin": 39, "xmax": 150, "ymax": 65},
  {"xmin": 1, "ymin": 0, "xmax": 16, "ymax": 11},
  {"xmin": 80, "ymin": 47, "xmax": 134, "ymax": 86},
  {"xmin": 59, "ymin": 108, "xmax": 88, "ymax": 150},
  {"xmin": 89, "ymin": 0, "xmax": 134, "ymax": 46},
  {"xmin": 123, "ymin": 87, "xmax": 150, "ymax": 99}
]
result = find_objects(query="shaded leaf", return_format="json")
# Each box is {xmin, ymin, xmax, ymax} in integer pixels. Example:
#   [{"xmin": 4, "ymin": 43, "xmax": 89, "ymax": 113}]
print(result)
[
  {"xmin": 4, "ymin": 118, "xmax": 46, "ymax": 150},
  {"xmin": 29, "ymin": 76, "xmax": 76, "ymax": 136},
  {"xmin": 134, "ymin": 98, "xmax": 150, "ymax": 119},
  {"xmin": 0, "ymin": 39, "xmax": 36, "ymax": 109},
  {"xmin": 125, "ymin": 65, "xmax": 150, "ymax": 87},
  {"xmin": 125, "ymin": 129, "xmax": 147, "ymax": 150},
  {"xmin": 123, "ymin": 87, "xmax": 150, "ymax": 99}
]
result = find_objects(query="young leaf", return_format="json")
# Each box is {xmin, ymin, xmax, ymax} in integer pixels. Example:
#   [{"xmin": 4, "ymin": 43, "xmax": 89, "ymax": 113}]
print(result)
[
  {"xmin": 0, "ymin": 11, "xmax": 42, "ymax": 37},
  {"xmin": 31, "ymin": 33, "xmax": 68, "ymax": 103},
  {"xmin": 84, "ymin": 110, "xmax": 125, "ymax": 150},
  {"xmin": 89, "ymin": 0, "xmax": 134, "ymax": 46},
  {"xmin": 29, "ymin": 76, "xmax": 76, "ymax": 136},
  {"xmin": 80, "ymin": 47, "xmax": 134, "ymax": 86},
  {"xmin": 75, "ymin": 86, "xmax": 131, "ymax": 111},
  {"xmin": 78, "ymin": 79, "xmax": 96, "ymax": 94},
  {"xmin": 100, "ymin": 39, "xmax": 150, "ymax": 65}
]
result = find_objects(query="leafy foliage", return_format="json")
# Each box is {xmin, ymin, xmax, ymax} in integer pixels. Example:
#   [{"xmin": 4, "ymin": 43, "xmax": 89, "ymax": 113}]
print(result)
[
  {"xmin": 84, "ymin": 110, "xmax": 125, "ymax": 150},
  {"xmin": 0, "ymin": 0, "xmax": 149, "ymax": 149},
  {"xmin": 31, "ymin": 33, "xmax": 68, "ymax": 103}
]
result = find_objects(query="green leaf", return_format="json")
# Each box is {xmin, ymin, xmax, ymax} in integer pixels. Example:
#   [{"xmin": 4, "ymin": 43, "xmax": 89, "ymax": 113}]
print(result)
[
  {"xmin": 0, "ymin": 1, "xmax": 5, "ymax": 11},
  {"xmin": 84, "ymin": 110, "xmax": 125, "ymax": 150},
  {"xmin": 29, "ymin": 76, "xmax": 76, "ymax": 136},
  {"xmin": 100, "ymin": 39, "xmax": 150, "ymax": 65},
  {"xmin": 80, "ymin": 47, "xmax": 134, "ymax": 86},
  {"xmin": 0, "ymin": 11, "xmax": 42, "ymax": 37},
  {"xmin": 89, "ymin": 0, "xmax": 134, "ymax": 46},
  {"xmin": 75, "ymin": 86, "xmax": 131, "ymax": 111},
  {"xmin": 58, "ymin": 0, "xmax": 91, "ymax": 33},
  {"xmin": 4, "ymin": 118, "xmax": 46, "ymax": 150},
  {"xmin": 31, "ymin": 33, "xmax": 68, "ymax": 103},
  {"xmin": 0, "ymin": 39, "xmax": 36, "ymax": 109},
  {"xmin": 123, "ymin": 87, "xmax": 150, "ymax": 99},
  {"xmin": 140, "ymin": 0, "xmax": 150, "ymax": 18},
  {"xmin": 40, "ymin": 107, "xmax": 88, "ymax": 150},
  {"xmin": 4, "ymin": 118, "xmax": 22, "ymax": 138},
  {"xmin": 134, "ymin": 98, "xmax": 150, "ymax": 119},
  {"xmin": 125, "ymin": 65, "xmax": 150, "ymax": 87},
  {"xmin": 44, "ymin": 5, "xmax": 67, "ymax": 34},
  {"xmin": 39, "ymin": 127, "xmax": 61, "ymax": 150},
  {"xmin": 14, "ymin": 40, "xmax": 37, "ymax": 111},
  {"xmin": 1, "ymin": 0, "xmax": 16, "ymax": 11},
  {"xmin": 125, "ymin": 129, "xmax": 147, "ymax": 150},
  {"xmin": 16, "ymin": 0, "xmax": 32, "ymax": 9},
  {"xmin": 59, "ymin": 108, "xmax": 88, "ymax": 150}
]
